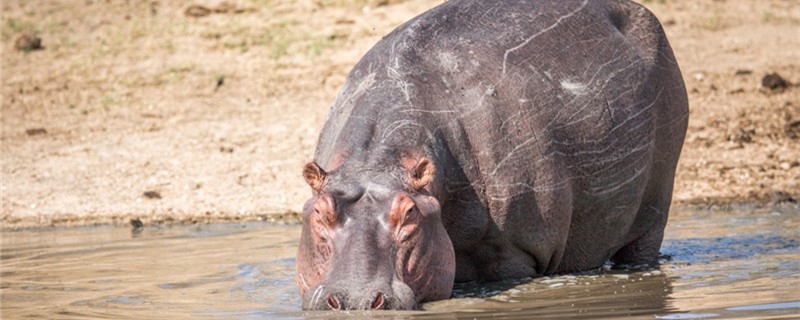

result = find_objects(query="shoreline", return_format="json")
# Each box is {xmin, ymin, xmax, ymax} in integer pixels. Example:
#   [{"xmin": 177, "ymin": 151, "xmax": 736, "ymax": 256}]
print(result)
[{"xmin": 3, "ymin": 199, "xmax": 797, "ymax": 231}]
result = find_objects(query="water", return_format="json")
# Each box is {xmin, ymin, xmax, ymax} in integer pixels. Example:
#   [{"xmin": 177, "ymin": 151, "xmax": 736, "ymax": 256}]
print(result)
[{"xmin": 1, "ymin": 209, "xmax": 798, "ymax": 319}]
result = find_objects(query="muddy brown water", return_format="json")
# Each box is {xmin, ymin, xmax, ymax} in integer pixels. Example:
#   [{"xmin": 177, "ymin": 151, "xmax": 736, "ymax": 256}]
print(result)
[{"xmin": 2, "ymin": 209, "xmax": 798, "ymax": 319}]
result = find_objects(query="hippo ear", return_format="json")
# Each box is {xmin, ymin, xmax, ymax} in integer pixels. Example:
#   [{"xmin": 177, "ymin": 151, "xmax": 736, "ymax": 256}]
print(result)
[
  {"xmin": 409, "ymin": 158, "xmax": 435, "ymax": 191},
  {"xmin": 303, "ymin": 161, "xmax": 326, "ymax": 192}
]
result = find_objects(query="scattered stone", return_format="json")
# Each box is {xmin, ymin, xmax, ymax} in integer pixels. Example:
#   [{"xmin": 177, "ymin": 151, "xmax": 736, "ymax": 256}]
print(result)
[
  {"xmin": 130, "ymin": 218, "xmax": 144, "ymax": 229},
  {"xmin": 785, "ymin": 120, "xmax": 800, "ymax": 139},
  {"xmin": 185, "ymin": 5, "xmax": 211, "ymax": 17},
  {"xmin": 762, "ymin": 73, "xmax": 788, "ymax": 90},
  {"xmin": 25, "ymin": 128, "xmax": 47, "ymax": 136},
  {"xmin": 729, "ymin": 88, "xmax": 745, "ymax": 94},
  {"xmin": 14, "ymin": 31, "xmax": 42, "ymax": 51},
  {"xmin": 185, "ymin": 2, "xmax": 253, "ymax": 17},
  {"xmin": 143, "ymin": 190, "xmax": 162, "ymax": 199},
  {"xmin": 730, "ymin": 128, "xmax": 755, "ymax": 144},
  {"xmin": 734, "ymin": 69, "xmax": 752, "ymax": 76},
  {"xmin": 220, "ymin": 146, "xmax": 234, "ymax": 153},
  {"xmin": 770, "ymin": 190, "xmax": 797, "ymax": 205},
  {"xmin": 368, "ymin": 0, "xmax": 406, "ymax": 7},
  {"xmin": 662, "ymin": 19, "xmax": 677, "ymax": 26},
  {"xmin": 213, "ymin": 1, "xmax": 252, "ymax": 14},
  {"xmin": 612, "ymin": 274, "xmax": 630, "ymax": 280}
]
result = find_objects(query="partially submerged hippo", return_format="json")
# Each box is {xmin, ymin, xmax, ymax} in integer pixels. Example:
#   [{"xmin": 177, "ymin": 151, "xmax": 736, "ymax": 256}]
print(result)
[{"xmin": 296, "ymin": 0, "xmax": 688, "ymax": 310}]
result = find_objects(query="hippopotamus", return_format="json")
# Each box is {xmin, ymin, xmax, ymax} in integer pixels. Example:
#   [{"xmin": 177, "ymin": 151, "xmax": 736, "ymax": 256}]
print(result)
[{"xmin": 295, "ymin": 0, "xmax": 688, "ymax": 310}]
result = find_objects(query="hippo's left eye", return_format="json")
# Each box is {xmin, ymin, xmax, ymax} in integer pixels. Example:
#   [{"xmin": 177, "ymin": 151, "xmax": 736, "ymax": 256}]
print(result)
[
  {"xmin": 405, "ymin": 207, "xmax": 415, "ymax": 218},
  {"xmin": 388, "ymin": 193, "xmax": 420, "ymax": 234}
]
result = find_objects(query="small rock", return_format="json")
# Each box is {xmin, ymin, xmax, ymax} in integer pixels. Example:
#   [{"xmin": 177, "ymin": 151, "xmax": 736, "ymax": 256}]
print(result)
[
  {"xmin": 780, "ymin": 162, "xmax": 791, "ymax": 170},
  {"xmin": 185, "ymin": 5, "xmax": 211, "ymax": 17},
  {"xmin": 150, "ymin": 1, "xmax": 159, "ymax": 15},
  {"xmin": 612, "ymin": 274, "xmax": 630, "ymax": 280},
  {"xmin": 220, "ymin": 146, "xmax": 234, "ymax": 153},
  {"xmin": 214, "ymin": 2, "xmax": 254, "ymax": 14},
  {"xmin": 734, "ymin": 69, "xmax": 752, "ymax": 76},
  {"xmin": 143, "ymin": 190, "xmax": 162, "ymax": 199},
  {"xmin": 130, "ymin": 218, "xmax": 144, "ymax": 229},
  {"xmin": 729, "ymin": 88, "xmax": 745, "ymax": 94},
  {"xmin": 785, "ymin": 120, "xmax": 800, "ymax": 139},
  {"xmin": 693, "ymin": 72, "xmax": 705, "ymax": 81},
  {"xmin": 731, "ymin": 128, "xmax": 755, "ymax": 144},
  {"xmin": 25, "ymin": 128, "xmax": 47, "ymax": 136},
  {"xmin": 14, "ymin": 31, "xmax": 43, "ymax": 51},
  {"xmin": 368, "ymin": 0, "xmax": 406, "ymax": 7},
  {"xmin": 771, "ymin": 190, "xmax": 797, "ymax": 205},
  {"xmin": 762, "ymin": 73, "xmax": 788, "ymax": 90}
]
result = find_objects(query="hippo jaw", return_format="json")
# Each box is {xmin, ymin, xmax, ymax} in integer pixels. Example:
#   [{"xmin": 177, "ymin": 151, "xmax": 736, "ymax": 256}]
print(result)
[{"xmin": 295, "ymin": 159, "xmax": 456, "ymax": 310}]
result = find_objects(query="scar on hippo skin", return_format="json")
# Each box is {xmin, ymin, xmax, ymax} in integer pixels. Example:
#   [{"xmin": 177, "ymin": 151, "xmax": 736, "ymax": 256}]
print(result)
[{"xmin": 303, "ymin": 162, "xmax": 327, "ymax": 192}]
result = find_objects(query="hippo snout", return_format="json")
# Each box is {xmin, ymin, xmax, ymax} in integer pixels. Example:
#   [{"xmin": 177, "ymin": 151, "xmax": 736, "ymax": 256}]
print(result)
[{"xmin": 302, "ymin": 280, "xmax": 416, "ymax": 310}]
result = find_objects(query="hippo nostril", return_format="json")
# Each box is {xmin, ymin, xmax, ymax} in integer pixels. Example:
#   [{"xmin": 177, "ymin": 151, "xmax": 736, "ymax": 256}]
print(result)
[
  {"xmin": 327, "ymin": 295, "xmax": 341, "ymax": 310},
  {"xmin": 370, "ymin": 292, "xmax": 385, "ymax": 310}
]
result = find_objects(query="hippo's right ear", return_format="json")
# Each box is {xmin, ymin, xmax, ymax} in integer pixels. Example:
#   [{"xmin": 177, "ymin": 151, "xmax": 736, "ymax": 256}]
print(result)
[{"xmin": 302, "ymin": 161, "xmax": 327, "ymax": 192}]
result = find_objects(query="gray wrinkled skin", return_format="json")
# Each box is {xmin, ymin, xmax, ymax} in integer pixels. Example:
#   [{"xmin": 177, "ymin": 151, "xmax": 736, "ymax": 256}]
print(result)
[{"xmin": 298, "ymin": 0, "xmax": 688, "ymax": 310}]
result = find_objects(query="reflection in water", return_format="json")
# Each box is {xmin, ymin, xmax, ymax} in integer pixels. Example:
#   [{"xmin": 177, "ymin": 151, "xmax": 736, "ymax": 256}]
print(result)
[{"xmin": 1, "ymin": 209, "xmax": 798, "ymax": 319}]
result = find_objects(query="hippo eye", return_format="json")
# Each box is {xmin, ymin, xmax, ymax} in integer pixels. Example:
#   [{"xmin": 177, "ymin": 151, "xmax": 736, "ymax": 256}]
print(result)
[{"xmin": 405, "ymin": 207, "xmax": 415, "ymax": 218}]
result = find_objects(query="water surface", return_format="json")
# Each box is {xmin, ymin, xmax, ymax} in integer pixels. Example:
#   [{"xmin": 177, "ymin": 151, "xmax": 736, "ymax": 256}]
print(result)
[{"xmin": 2, "ymin": 209, "xmax": 798, "ymax": 319}]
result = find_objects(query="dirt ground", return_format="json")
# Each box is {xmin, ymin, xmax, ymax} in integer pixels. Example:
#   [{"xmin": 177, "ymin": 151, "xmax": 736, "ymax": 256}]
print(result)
[{"xmin": 2, "ymin": 0, "xmax": 798, "ymax": 229}]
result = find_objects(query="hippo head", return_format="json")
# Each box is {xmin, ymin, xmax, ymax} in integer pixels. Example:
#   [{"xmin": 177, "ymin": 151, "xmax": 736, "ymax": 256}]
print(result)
[{"xmin": 295, "ymin": 155, "xmax": 455, "ymax": 310}]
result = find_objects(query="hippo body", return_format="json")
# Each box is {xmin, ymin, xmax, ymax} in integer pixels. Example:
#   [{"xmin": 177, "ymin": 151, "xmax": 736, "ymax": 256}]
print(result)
[{"xmin": 297, "ymin": 0, "xmax": 688, "ymax": 310}]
